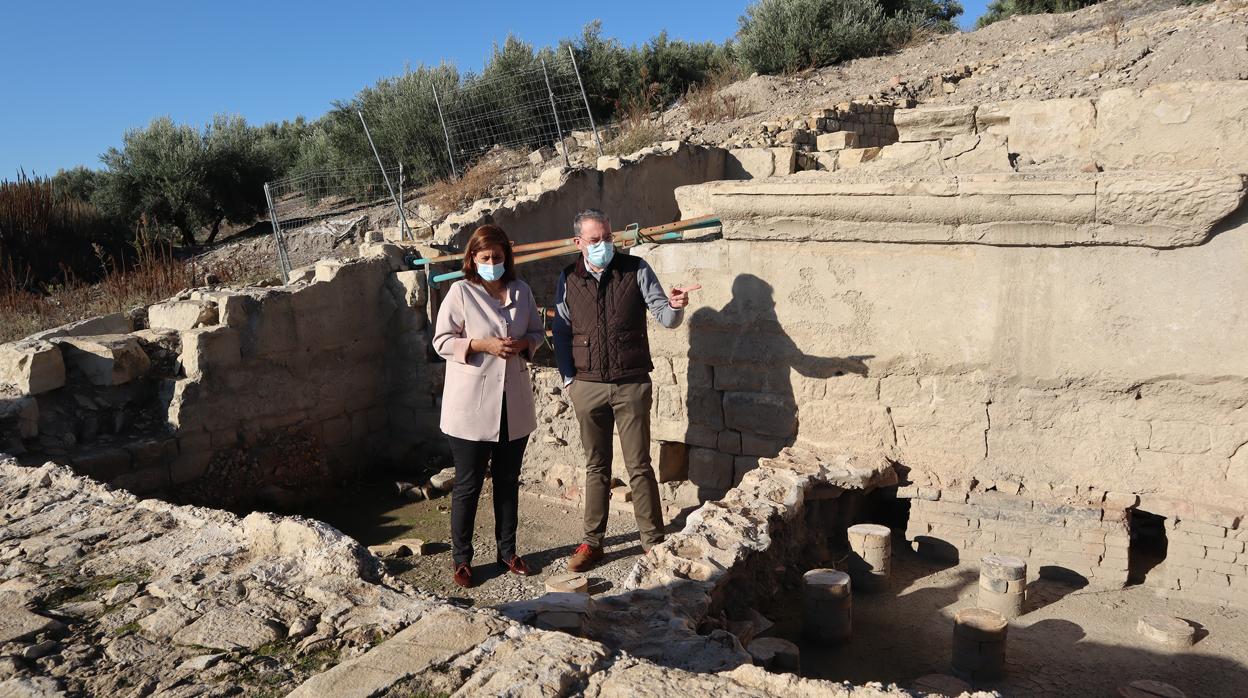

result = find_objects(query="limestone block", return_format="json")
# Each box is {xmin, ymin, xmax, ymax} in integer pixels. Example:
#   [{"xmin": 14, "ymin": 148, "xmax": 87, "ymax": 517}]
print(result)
[
  {"xmin": 688, "ymin": 447, "xmax": 733, "ymax": 490},
  {"xmin": 28, "ymin": 312, "xmax": 131, "ymax": 342},
  {"xmin": 974, "ymin": 102, "xmax": 1013, "ymax": 136},
  {"xmin": 836, "ymin": 147, "xmax": 881, "ymax": 169},
  {"xmin": 893, "ymin": 105, "xmax": 975, "ymax": 141},
  {"xmin": 0, "ymin": 606, "xmax": 63, "ymax": 643},
  {"xmin": 597, "ymin": 155, "xmax": 623, "ymax": 171},
  {"xmin": 539, "ymin": 165, "xmax": 566, "ymax": 191},
  {"xmin": 733, "ymin": 456, "xmax": 758, "ymax": 486},
  {"xmin": 802, "ymin": 569, "xmax": 852, "ymax": 643},
  {"xmin": 952, "ymin": 607, "xmax": 1008, "ymax": 681},
  {"xmin": 530, "ymin": 146, "xmax": 555, "ymax": 165},
  {"xmin": 675, "ymin": 182, "xmax": 715, "ymax": 218},
  {"xmin": 0, "ymin": 396, "xmax": 38, "ymax": 439},
  {"xmin": 241, "ymin": 292, "xmax": 297, "ymax": 357},
  {"xmin": 532, "ymin": 592, "xmax": 591, "ymax": 634},
  {"xmin": 1094, "ymin": 82, "xmax": 1248, "ymax": 170},
  {"xmin": 0, "ymin": 340, "xmax": 65, "ymax": 394},
  {"xmin": 811, "ymin": 152, "xmax": 838, "ymax": 171},
  {"xmin": 771, "ymin": 147, "xmax": 797, "ymax": 176},
  {"xmin": 172, "ymin": 608, "xmax": 283, "ymax": 650},
  {"xmin": 847, "ymin": 523, "xmax": 892, "ymax": 592},
  {"xmin": 545, "ymin": 572, "xmax": 589, "ymax": 594},
  {"xmin": 357, "ymin": 241, "xmax": 407, "ymax": 271},
  {"xmin": 1096, "ymin": 171, "xmax": 1246, "ymax": 247},
  {"xmin": 148, "ymin": 300, "xmax": 215, "ymax": 331},
  {"xmin": 723, "ymin": 392, "xmax": 795, "ymax": 438},
  {"xmin": 869, "ymin": 141, "xmax": 944, "ymax": 173},
  {"xmin": 1136, "ymin": 615, "xmax": 1196, "ymax": 649},
  {"xmin": 55, "ymin": 334, "xmax": 151, "ymax": 386},
  {"xmin": 392, "ymin": 270, "xmax": 428, "ymax": 308},
  {"xmin": 657, "ymin": 441, "xmax": 689, "ymax": 483},
  {"xmin": 286, "ymin": 264, "xmax": 317, "ymax": 284},
  {"xmin": 1005, "ymin": 98, "xmax": 1095, "ymax": 167},
  {"xmin": 180, "ymin": 326, "xmax": 241, "ymax": 378},
  {"xmin": 796, "ymin": 400, "xmax": 894, "ymax": 452},
  {"xmin": 979, "ymin": 554, "xmax": 1027, "ymax": 618},
  {"xmin": 945, "ymin": 132, "xmax": 1013, "ymax": 173},
  {"xmin": 726, "ymin": 149, "xmax": 775, "ymax": 180},
  {"xmin": 816, "ymin": 131, "xmax": 856, "ymax": 152},
  {"xmin": 192, "ymin": 290, "xmax": 250, "ymax": 328},
  {"xmin": 689, "ymin": 171, "xmax": 1243, "ymax": 247},
  {"xmin": 747, "ymin": 637, "xmax": 800, "ymax": 672}
]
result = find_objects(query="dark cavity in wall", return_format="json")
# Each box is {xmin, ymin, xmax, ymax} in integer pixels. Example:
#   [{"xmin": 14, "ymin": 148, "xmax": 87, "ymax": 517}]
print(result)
[{"xmin": 1127, "ymin": 509, "xmax": 1168, "ymax": 586}]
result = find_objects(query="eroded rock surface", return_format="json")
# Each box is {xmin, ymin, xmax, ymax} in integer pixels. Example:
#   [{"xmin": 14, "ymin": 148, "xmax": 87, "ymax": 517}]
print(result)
[{"xmin": 0, "ymin": 458, "xmax": 435, "ymax": 697}]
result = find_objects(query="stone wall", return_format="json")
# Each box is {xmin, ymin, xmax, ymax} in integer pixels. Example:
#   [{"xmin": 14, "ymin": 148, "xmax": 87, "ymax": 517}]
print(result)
[
  {"xmin": 901, "ymin": 480, "xmax": 1134, "ymax": 589},
  {"xmin": 0, "ymin": 246, "xmax": 439, "ymax": 506},
  {"xmin": 515, "ymin": 83, "xmax": 1248, "ymax": 607}
]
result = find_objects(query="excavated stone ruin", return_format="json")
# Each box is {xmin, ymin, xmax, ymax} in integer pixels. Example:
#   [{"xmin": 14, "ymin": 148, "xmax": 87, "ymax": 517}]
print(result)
[{"xmin": 2, "ymin": 78, "xmax": 1248, "ymax": 696}]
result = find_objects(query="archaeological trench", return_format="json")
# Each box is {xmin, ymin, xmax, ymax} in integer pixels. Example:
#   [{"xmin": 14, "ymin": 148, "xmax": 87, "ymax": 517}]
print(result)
[{"xmin": 2, "ymin": 80, "xmax": 1248, "ymax": 697}]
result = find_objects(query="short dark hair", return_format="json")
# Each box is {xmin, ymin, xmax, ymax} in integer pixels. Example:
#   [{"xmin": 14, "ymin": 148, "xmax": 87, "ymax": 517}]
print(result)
[
  {"xmin": 573, "ymin": 208, "xmax": 610, "ymax": 237},
  {"xmin": 462, "ymin": 224, "xmax": 516, "ymax": 285}
]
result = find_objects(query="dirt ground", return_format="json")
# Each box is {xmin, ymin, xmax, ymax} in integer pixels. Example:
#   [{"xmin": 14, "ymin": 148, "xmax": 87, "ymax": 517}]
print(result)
[
  {"xmin": 307, "ymin": 480, "xmax": 657, "ymax": 606},
  {"xmin": 795, "ymin": 548, "xmax": 1248, "ymax": 697}
]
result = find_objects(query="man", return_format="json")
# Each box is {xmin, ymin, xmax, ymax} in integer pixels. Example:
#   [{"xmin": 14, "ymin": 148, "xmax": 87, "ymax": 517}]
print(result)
[{"xmin": 553, "ymin": 208, "xmax": 699, "ymax": 573}]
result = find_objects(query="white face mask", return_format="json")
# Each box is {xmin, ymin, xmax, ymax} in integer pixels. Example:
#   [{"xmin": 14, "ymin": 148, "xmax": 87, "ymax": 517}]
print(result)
[{"xmin": 477, "ymin": 262, "xmax": 504, "ymax": 282}]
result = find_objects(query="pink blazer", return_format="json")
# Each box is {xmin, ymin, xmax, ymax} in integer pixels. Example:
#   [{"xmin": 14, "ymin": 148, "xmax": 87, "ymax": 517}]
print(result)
[{"xmin": 433, "ymin": 279, "xmax": 545, "ymax": 442}]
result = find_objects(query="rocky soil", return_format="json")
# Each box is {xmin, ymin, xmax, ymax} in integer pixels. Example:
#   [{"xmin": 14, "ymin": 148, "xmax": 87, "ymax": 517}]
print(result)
[
  {"xmin": 308, "ymin": 480, "xmax": 656, "ymax": 607},
  {"xmin": 668, "ymin": 0, "xmax": 1248, "ymax": 147},
  {"xmin": 0, "ymin": 459, "xmax": 438, "ymax": 697}
]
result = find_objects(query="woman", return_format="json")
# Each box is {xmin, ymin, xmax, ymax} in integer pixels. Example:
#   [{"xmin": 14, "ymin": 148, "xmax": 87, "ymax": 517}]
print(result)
[{"xmin": 432, "ymin": 224, "xmax": 544, "ymax": 588}]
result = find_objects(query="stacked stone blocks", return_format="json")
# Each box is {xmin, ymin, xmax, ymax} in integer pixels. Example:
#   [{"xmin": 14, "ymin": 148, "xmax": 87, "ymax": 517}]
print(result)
[{"xmin": 900, "ymin": 480, "xmax": 1133, "ymax": 589}]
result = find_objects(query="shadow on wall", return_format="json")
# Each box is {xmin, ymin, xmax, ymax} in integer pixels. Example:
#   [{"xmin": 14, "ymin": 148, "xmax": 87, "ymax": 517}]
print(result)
[{"xmin": 684, "ymin": 274, "xmax": 872, "ymax": 496}]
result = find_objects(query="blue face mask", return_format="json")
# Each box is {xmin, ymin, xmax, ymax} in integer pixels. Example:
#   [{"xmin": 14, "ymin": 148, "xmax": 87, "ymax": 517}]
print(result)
[
  {"xmin": 477, "ymin": 262, "xmax": 504, "ymax": 282},
  {"xmin": 586, "ymin": 241, "xmax": 614, "ymax": 268}
]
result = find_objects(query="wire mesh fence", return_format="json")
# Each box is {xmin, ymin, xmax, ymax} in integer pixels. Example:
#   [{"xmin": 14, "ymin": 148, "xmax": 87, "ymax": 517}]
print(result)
[
  {"xmin": 263, "ymin": 164, "xmax": 411, "ymax": 279},
  {"xmin": 436, "ymin": 49, "xmax": 601, "ymax": 176}
]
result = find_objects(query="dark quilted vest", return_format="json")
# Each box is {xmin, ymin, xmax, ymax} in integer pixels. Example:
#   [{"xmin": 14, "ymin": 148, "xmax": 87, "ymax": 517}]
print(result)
[{"xmin": 563, "ymin": 254, "xmax": 652, "ymax": 383}]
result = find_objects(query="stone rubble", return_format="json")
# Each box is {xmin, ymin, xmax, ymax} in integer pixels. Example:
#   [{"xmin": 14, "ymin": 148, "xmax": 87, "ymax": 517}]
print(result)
[{"xmin": 0, "ymin": 458, "xmax": 437, "ymax": 697}]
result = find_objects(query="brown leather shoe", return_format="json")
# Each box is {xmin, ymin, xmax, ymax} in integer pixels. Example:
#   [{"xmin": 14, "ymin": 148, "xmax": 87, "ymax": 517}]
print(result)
[
  {"xmin": 498, "ymin": 554, "xmax": 531, "ymax": 576},
  {"xmin": 568, "ymin": 543, "xmax": 604, "ymax": 573},
  {"xmin": 452, "ymin": 562, "xmax": 472, "ymax": 588}
]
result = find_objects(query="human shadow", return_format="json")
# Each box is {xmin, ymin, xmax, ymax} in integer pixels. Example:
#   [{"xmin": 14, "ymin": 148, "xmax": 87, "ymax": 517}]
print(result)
[{"xmin": 682, "ymin": 274, "xmax": 871, "ymax": 497}]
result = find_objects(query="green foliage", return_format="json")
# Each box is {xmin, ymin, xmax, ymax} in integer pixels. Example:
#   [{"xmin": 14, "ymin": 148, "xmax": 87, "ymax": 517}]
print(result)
[
  {"xmin": 736, "ymin": 0, "xmax": 934, "ymax": 75},
  {"xmin": 976, "ymin": 0, "xmax": 1101, "ymax": 27},
  {"xmin": 50, "ymin": 166, "xmax": 102, "ymax": 203},
  {"xmin": 560, "ymin": 22, "xmax": 726, "ymax": 122},
  {"xmin": 884, "ymin": 0, "xmax": 964, "ymax": 31},
  {"xmin": 95, "ymin": 115, "xmax": 276, "ymax": 246}
]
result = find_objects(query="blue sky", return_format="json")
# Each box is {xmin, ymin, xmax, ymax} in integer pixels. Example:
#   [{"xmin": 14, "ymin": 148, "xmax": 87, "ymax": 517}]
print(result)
[{"xmin": 1, "ymin": 0, "xmax": 991, "ymax": 177}]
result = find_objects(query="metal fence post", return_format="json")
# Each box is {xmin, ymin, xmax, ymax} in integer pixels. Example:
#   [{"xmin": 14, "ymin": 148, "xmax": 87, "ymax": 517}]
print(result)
[
  {"xmin": 432, "ymin": 84, "xmax": 459, "ymax": 178},
  {"xmin": 263, "ymin": 182, "xmax": 291, "ymax": 281},
  {"xmin": 398, "ymin": 163, "xmax": 409, "ymax": 241},
  {"xmin": 541, "ymin": 58, "xmax": 570, "ymax": 168},
  {"xmin": 567, "ymin": 46, "xmax": 604, "ymax": 157},
  {"xmin": 357, "ymin": 110, "xmax": 413, "ymax": 244}
]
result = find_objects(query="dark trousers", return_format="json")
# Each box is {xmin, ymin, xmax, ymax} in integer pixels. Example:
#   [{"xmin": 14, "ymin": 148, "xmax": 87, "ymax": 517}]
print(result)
[{"xmin": 446, "ymin": 398, "xmax": 528, "ymax": 566}]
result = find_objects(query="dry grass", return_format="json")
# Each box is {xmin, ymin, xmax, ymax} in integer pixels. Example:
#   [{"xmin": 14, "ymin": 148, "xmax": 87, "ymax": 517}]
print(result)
[
  {"xmin": 0, "ymin": 232, "xmax": 240, "ymax": 344},
  {"xmin": 895, "ymin": 24, "xmax": 942, "ymax": 52},
  {"xmin": 604, "ymin": 76, "xmax": 669, "ymax": 157},
  {"xmin": 685, "ymin": 67, "xmax": 752, "ymax": 124},
  {"xmin": 422, "ymin": 159, "xmax": 508, "ymax": 216},
  {"xmin": 1102, "ymin": 5, "xmax": 1125, "ymax": 48}
]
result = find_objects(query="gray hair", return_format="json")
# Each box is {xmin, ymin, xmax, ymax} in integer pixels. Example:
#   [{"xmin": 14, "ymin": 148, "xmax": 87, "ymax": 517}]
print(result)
[{"xmin": 573, "ymin": 208, "xmax": 610, "ymax": 237}]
